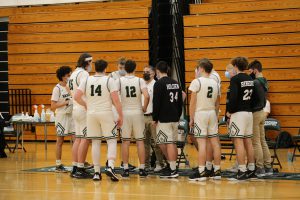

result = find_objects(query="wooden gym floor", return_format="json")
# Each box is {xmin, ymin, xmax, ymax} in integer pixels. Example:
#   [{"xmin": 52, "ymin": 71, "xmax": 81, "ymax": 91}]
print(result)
[{"xmin": 0, "ymin": 142, "xmax": 300, "ymax": 200}]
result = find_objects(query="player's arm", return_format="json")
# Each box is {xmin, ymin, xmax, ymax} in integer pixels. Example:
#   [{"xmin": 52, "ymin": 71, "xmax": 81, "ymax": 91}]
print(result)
[
  {"xmin": 74, "ymin": 89, "xmax": 86, "ymax": 109},
  {"xmin": 178, "ymin": 88, "xmax": 183, "ymax": 119},
  {"xmin": 152, "ymin": 82, "xmax": 162, "ymax": 123},
  {"xmin": 111, "ymin": 91, "xmax": 123, "ymax": 128},
  {"xmin": 189, "ymin": 92, "xmax": 197, "ymax": 127},
  {"xmin": 74, "ymin": 77, "xmax": 87, "ymax": 109},
  {"xmin": 142, "ymin": 88, "xmax": 150, "ymax": 113},
  {"xmin": 188, "ymin": 79, "xmax": 200, "ymax": 127},
  {"xmin": 182, "ymin": 91, "xmax": 187, "ymax": 102},
  {"xmin": 140, "ymin": 79, "xmax": 150, "ymax": 113},
  {"xmin": 228, "ymin": 79, "xmax": 238, "ymax": 114},
  {"xmin": 50, "ymin": 87, "xmax": 69, "ymax": 111}
]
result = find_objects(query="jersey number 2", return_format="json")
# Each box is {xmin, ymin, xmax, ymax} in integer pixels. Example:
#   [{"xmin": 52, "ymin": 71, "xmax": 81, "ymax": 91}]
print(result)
[
  {"xmin": 207, "ymin": 86, "xmax": 213, "ymax": 98},
  {"xmin": 91, "ymin": 85, "xmax": 102, "ymax": 96}
]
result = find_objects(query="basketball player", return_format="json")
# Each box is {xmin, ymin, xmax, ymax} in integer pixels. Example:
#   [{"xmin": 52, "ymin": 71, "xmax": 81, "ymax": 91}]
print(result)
[
  {"xmin": 153, "ymin": 61, "xmax": 183, "ymax": 178},
  {"xmin": 119, "ymin": 60, "xmax": 149, "ymax": 178},
  {"xmin": 191, "ymin": 60, "xmax": 222, "ymax": 175},
  {"xmin": 109, "ymin": 57, "xmax": 127, "ymax": 80},
  {"xmin": 188, "ymin": 58, "xmax": 221, "ymax": 181},
  {"xmin": 51, "ymin": 66, "xmax": 74, "ymax": 172},
  {"xmin": 75, "ymin": 59, "xmax": 123, "ymax": 181},
  {"xmin": 69, "ymin": 53, "xmax": 92, "ymax": 178},
  {"xmin": 228, "ymin": 57, "xmax": 256, "ymax": 180},
  {"xmin": 143, "ymin": 65, "xmax": 165, "ymax": 172},
  {"xmin": 109, "ymin": 57, "xmax": 137, "ymax": 171}
]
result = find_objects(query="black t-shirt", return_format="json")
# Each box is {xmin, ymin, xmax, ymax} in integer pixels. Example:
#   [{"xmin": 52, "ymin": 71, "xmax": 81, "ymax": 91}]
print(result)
[
  {"xmin": 228, "ymin": 73, "xmax": 254, "ymax": 113},
  {"xmin": 152, "ymin": 77, "xmax": 183, "ymax": 123}
]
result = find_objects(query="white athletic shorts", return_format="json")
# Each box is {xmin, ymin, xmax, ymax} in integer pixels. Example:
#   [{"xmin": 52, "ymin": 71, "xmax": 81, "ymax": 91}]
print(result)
[
  {"xmin": 193, "ymin": 110, "xmax": 218, "ymax": 138},
  {"xmin": 86, "ymin": 111, "xmax": 118, "ymax": 140},
  {"xmin": 156, "ymin": 122, "xmax": 178, "ymax": 144},
  {"xmin": 55, "ymin": 113, "xmax": 75, "ymax": 137},
  {"xmin": 229, "ymin": 111, "xmax": 253, "ymax": 138},
  {"xmin": 121, "ymin": 113, "xmax": 145, "ymax": 141},
  {"xmin": 72, "ymin": 108, "xmax": 87, "ymax": 138}
]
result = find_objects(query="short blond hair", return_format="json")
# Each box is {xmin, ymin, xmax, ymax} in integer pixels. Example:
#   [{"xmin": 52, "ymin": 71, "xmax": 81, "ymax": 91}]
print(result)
[{"xmin": 117, "ymin": 57, "xmax": 126, "ymax": 65}]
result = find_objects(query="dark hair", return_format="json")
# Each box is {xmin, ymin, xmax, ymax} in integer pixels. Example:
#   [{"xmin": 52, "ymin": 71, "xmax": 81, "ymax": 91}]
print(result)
[
  {"xmin": 198, "ymin": 58, "xmax": 213, "ymax": 73},
  {"xmin": 56, "ymin": 66, "xmax": 72, "ymax": 81},
  {"xmin": 248, "ymin": 60, "xmax": 263, "ymax": 72},
  {"xmin": 144, "ymin": 65, "xmax": 155, "ymax": 72},
  {"xmin": 156, "ymin": 61, "xmax": 169, "ymax": 74},
  {"xmin": 95, "ymin": 59, "xmax": 108, "ymax": 73},
  {"xmin": 231, "ymin": 57, "xmax": 248, "ymax": 71},
  {"xmin": 76, "ymin": 53, "xmax": 92, "ymax": 68},
  {"xmin": 125, "ymin": 59, "xmax": 136, "ymax": 73}
]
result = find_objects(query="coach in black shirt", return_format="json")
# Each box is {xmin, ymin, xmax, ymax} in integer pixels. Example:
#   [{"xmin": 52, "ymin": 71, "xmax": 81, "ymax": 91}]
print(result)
[{"xmin": 152, "ymin": 61, "xmax": 183, "ymax": 178}]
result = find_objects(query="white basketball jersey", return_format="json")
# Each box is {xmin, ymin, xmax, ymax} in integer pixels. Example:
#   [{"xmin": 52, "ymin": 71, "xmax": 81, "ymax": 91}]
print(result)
[
  {"xmin": 195, "ymin": 77, "xmax": 219, "ymax": 112},
  {"xmin": 69, "ymin": 68, "xmax": 89, "ymax": 110},
  {"xmin": 120, "ymin": 76, "xmax": 145, "ymax": 114},
  {"xmin": 84, "ymin": 75, "xmax": 116, "ymax": 113},
  {"xmin": 51, "ymin": 84, "xmax": 72, "ymax": 114},
  {"xmin": 210, "ymin": 70, "xmax": 221, "ymax": 88}
]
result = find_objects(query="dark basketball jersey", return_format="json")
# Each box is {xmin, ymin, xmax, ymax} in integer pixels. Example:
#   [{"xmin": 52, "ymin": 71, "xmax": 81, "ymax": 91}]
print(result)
[
  {"xmin": 152, "ymin": 76, "xmax": 183, "ymax": 123},
  {"xmin": 228, "ymin": 73, "xmax": 254, "ymax": 113}
]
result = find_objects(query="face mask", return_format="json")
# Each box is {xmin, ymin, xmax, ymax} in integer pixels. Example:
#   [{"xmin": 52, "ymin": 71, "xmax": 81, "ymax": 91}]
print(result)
[
  {"xmin": 87, "ymin": 65, "xmax": 92, "ymax": 73},
  {"xmin": 195, "ymin": 68, "xmax": 201, "ymax": 78},
  {"xmin": 250, "ymin": 72, "xmax": 256, "ymax": 80},
  {"xmin": 225, "ymin": 71, "xmax": 231, "ymax": 79},
  {"xmin": 118, "ymin": 69, "xmax": 126, "ymax": 76},
  {"xmin": 143, "ymin": 73, "xmax": 151, "ymax": 81}
]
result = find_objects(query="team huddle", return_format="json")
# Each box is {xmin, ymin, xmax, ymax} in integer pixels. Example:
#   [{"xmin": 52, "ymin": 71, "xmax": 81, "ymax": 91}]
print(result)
[{"xmin": 51, "ymin": 53, "xmax": 271, "ymax": 181}]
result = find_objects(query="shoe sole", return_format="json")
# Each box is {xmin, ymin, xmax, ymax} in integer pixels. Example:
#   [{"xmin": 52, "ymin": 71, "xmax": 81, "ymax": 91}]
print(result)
[
  {"xmin": 93, "ymin": 178, "xmax": 101, "ymax": 181},
  {"xmin": 55, "ymin": 170, "xmax": 68, "ymax": 173},
  {"xmin": 159, "ymin": 174, "xmax": 179, "ymax": 179},
  {"xmin": 188, "ymin": 177, "xmax": 207, "ymax": 181},
  {"xmin": 211, "ymin": 176, "xmax": 221, "ymax": 180},
  {"xmin": 106, "ymin": 170, "xmax": 119, "ymax": 182}
]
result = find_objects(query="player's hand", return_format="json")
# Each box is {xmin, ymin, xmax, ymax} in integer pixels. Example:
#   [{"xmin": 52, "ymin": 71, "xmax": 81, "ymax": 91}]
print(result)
[
  {"xmin": 226, "ymin": 112, "xmax": 231, "ymax": 118},
  {"xmin": 117, "ymin": 117, "xmax": 123, "ymax": 128},
  {"xmin": 152, "ymin": 121, "xmax": 157, "ymax": 127},
  {"xmin": 189, "ymin": 119, "xmax": 194, "ymax": 128}
]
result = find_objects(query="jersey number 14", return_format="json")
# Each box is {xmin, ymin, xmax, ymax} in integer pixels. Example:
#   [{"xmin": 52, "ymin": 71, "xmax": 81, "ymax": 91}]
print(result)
[{"xmin": 91, "ymin": 85, "xmax": 102, "ymax": 96}]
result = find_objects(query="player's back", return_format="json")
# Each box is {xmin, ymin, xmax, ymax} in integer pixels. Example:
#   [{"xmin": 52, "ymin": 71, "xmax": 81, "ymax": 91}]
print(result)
[
  {"xmin": 69, "ymin": 68, "xmax": 89, "ymax": 109},
  {"xmin": 196, "ymin": 77, "xmax": 219, "ymax": 112},
  {"xmin": 85, "ymin": 75, "xmax": 113, "ymax": 113},
  {"xmin": 229, "ymin": 73, "xmax": 254, "ymax": 113},
  {"xmin": 120, "ymin": 76, "xmax": 143, "ymax": 114}
]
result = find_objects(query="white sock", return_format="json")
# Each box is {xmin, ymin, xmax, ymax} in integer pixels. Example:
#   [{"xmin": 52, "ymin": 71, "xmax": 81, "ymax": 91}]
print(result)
[
  {"xmin": 139, "ymin": 164, "xmax": 145, "ymax": 170},
  {"xmin": 169, "ymin": 161, "xmax": 176, "ymax": 171},
  {"xmin": 72, "ymin": 162, "xmax": 78, "ymax": 167},
  {"xmin": 56, "ymin": 160, "xmax": 62, "ymax": 166},
  {"xmin": 77, "ymin": 163, "xmax": 84, "ymax": 168},
  {"xmin": 92, "ymin": 140, "xmax": 101, "ymax": 169},
  {"xmin": 248, "ymin": 163, "xmax": 255, "ymax": 171},
  {"xmin": 198, "ymin": 166, "xmax": 205, "ymax": 173},
  {"xmin": 94, "ymin": 165, "xmax": 100, "ymax": 173},
  {"xmin": 123, "ymin": 163, "xmax": 129, "ymax": 170},
  {"xmin": 214, "ymin": 165, "xmax": 220, "ymax": 172},
  {"xmin": 238, "ymin": 165, "xmax": 247, "ymax": 172},
  {"xmin": 107, "ymin": 139, "xmax": 117, "ymax": 169},
  {"xmin": 206, "ymin": 161, "xmax": 213, "ymax": 170},
  {"xmin": 108, "ymin": 160, "xmax": 115, "ymax": 169}
]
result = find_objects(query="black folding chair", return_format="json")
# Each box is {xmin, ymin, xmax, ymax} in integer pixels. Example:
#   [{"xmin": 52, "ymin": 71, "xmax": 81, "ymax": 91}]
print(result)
[
  {"xmin": 176, "ymin": 119, "xmax": 189, "ymax": 167},
  {"xmin": 264, "ymin": 118, "xmax": 282, "ymax": 169},
  {"xmin": 292, "ymin": 128, "xmax": 300, "ymax": 162},
  {"xmin": 218, "ymin": 118, "xmax": 235, "ymax": 160}
]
